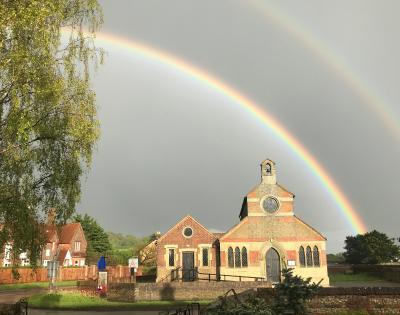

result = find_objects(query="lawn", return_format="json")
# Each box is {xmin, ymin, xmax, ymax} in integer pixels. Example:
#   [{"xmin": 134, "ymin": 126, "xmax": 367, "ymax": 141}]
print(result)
[
  {"xmin": 0, "ymin": 280, "xmax": 77, "ymax": 291},
  {"xmin": 28, "ymin": 292, "xmax": 212, "ymax": 310},
  {"xmin": 329, "ymin": 272, "xmax": 384, "ymax": 283}
]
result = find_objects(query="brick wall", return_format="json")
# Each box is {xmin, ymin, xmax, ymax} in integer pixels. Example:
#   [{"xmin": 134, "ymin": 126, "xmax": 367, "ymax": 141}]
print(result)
[
  {"xmin": 0, "ymin": 265, "xmax": 132, "ymax": 284},
  {"xmin": 108, "ymin": 281, "xmax": 271, "ymax": 301}
]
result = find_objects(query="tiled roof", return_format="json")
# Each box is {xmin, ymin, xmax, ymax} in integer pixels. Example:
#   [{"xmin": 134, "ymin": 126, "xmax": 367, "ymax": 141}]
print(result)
[
  {"xmin": 59, "ymin": 223, "xmax": 81, "ymax": 244},
  {"xmin": 57, "ymin": 244, "xmax": 70, "ymax": 263}
]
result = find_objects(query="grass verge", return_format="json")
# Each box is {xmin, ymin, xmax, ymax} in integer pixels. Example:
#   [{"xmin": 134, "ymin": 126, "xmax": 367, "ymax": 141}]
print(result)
[
  {"xmin": 329, "ymin": 272, "xmax": 384, "ymax": 283},
  {"xmin": 28, "ymin": 292, "xmax": 212, "ymax": 310},
  {"xmin": 0, "ymin": 281, "xmax": 77, "ymax": 291}
]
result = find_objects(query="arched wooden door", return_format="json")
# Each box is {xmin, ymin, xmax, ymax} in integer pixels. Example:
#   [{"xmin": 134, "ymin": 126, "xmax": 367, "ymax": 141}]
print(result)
[{"xmin": 266, "ymin": 248, "xmax": 281, "ymax": 283}]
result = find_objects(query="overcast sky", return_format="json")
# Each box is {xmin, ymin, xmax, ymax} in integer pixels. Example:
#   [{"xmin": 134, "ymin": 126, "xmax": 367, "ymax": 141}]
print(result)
[{"xmin": 77, "ymin": 0, "xmax": 400, "ymax": 252}]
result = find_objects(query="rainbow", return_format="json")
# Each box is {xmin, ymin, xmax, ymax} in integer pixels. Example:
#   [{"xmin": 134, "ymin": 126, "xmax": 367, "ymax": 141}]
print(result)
[
  {"xmin": 249, "ymin": 0, "xmax": 400, "ymax": 141},
  {"xmin": 65, "ymin": 29, "xmax": 368, "ymax": 234}
]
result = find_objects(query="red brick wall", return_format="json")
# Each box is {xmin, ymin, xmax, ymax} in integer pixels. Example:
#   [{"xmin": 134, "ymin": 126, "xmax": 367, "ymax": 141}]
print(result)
[{"xmin": 0, "ymin": 265, "xmax": 132, "ymax": 284}]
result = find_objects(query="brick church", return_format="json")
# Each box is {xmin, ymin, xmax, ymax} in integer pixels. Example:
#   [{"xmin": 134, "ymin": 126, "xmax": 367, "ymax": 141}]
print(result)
[{"xmin": 156, "ymin": 159, "xmax": 329, "ymax": 286}]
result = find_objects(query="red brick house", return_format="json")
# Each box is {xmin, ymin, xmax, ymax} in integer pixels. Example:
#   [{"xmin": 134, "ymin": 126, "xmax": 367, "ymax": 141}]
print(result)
[
  {"xmin": 42, "ymin": 222, "xmax": 87, "ymax": 267},
  {"xmin": 2, "ymin": 221, "xmax": 87, "ymax": 267},
  {"xmin": 155, "ymin": 159, "xmax": 329, "ymax": 286}
]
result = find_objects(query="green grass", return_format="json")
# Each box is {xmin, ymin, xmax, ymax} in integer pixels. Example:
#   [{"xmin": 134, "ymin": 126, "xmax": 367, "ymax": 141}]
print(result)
[
  {"xmin": 0, "ymin": 280, "xmax": 77, "ymax": 291},
  {"xmin": 28, "ymin": 292, "xmax": 212, "ymax": 310},
  {"xmin": 329, "ymin": 272, "xmax": 384, "ymax": 283}
]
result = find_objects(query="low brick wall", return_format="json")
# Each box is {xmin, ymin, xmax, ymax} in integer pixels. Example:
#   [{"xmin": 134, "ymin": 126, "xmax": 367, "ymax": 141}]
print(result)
[
  {"xmin": 0, "ymin": 265, "xmax": 132, "ymax": 284},
  {"xmin": 107, "ymin": 281, "xmax": 271, "ymax": 302},
  {"xmin": 257, "ymin": 287, "xmax": 400, "ymax": 314}
]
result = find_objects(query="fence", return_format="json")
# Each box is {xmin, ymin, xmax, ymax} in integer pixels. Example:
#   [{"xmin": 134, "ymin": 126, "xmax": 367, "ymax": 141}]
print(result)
[{"xmin": 0, "ymin": 265, "xmax": 135, "ymax": 284}]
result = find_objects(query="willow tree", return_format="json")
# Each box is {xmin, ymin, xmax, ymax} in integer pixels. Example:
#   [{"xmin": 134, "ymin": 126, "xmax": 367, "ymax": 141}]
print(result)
[{"xmin": 0, "ymin": 0, "xmax": 103, "ymax": 266}]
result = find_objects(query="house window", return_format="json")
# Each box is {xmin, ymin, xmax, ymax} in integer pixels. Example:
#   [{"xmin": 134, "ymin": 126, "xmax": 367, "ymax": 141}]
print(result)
[
  {"xmin": 45, "ymin": 249, "xmax": 51, "ymax": 257},
  {"xmin": 299, "ymin": 246, "xmax": 305, "ymax": 267},
  {"xmin": 306, "ymin": 246, "xmax": 313, "ymax": 267},
  {"xmin": 241, "ymin": 247, "xmax": 248, "ymax": 267},
  {"xmin": 234, "ymin": 247, "xmax": 241, "ymax": 268},
  {"xmin": 43, "ymin": 260, "xmax": 49, "ymax": 267},
  {"xmin": 202, "ymin": 248, "xmax": 209, "ymax": 267},
  {"xmin": 74, "ymin": 260, "xmax": 79, "ymax": 266},
  {"xmin": 74, "ymin": 241, "xmax": 81, "ymax": 252},
  {"xmin": 168, "ymin": 249, "xmax": 175, "ymax": 267},
  {"xmin": 227, "ymin": 247, "xmax": 234, "ymax": 268},
  {"xmin": 313, "ymin": 246, "xmax": 320, "ymax": 267}
]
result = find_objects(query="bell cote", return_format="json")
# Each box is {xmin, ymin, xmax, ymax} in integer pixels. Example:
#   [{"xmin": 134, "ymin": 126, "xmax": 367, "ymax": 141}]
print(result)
[{"xmin": 261, "ymin": 159, "xmax": 276, "ymax": 184}]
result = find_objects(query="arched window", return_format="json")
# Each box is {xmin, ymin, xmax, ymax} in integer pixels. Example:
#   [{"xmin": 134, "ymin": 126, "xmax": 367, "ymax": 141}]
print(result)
[
  {"xmin": 306, "ymin": 246, "xmax": 313, "ymax": 267},
  {"xmin": 234, "ymin": 247, "xmax": 241, "ymax": 268},
  {"xmin": 265, "ymin": 163, "xmax": 272, "ymax": 174},
  {"xmin": 241, "ymin": 247, "xmax": 248, "ymax": 267},
  {"xmin": 228, "ymin": 247, "xmax": 234, "ymax": 268},
  {"xmin": 299, "ymin": 246, "xmax": 305, "ymax": 267},
  {"xmin": 313, "ymin": 246, "xmax": 320, "ymax": 267}
]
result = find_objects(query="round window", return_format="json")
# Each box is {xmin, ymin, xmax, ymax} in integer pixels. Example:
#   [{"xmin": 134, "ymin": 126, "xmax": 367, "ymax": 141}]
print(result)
[
  {"xmin": 183, "ymin": 227, "xmax": 193, "ymax": 238},
  {"xmin": 262, "ymin": 196, "xmax": 279, "ymax": 213}
]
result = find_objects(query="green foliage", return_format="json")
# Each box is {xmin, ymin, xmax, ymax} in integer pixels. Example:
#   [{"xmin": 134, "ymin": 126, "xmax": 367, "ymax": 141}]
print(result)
[
  {"xmin": 206, "ymin": 295, "xmax": 273, "ymax": 315},
  {"xmin": 272, "ymin": 268, "xmax": 321, "ymax": 315},
  {"xmin": 106, "ymin": 248, "xmax": 133, "ymax": 266},
  {"xmin": 344, "ymin": 230, "xmax": 400, "ymax": 264},
  {"xmin": 0, "ymin": 0, "xmax": 103, "ymax": 265},
  {"xmin": 73, "ymin": 214, "xmax": 111, "ymax": 264},
  {"xmin": 327, "ymin": 252, "xmax": 345, "ymax": 264},
  {"xmin": 107, "ymin": 232, "xmax": 141, "ymax": 250}
]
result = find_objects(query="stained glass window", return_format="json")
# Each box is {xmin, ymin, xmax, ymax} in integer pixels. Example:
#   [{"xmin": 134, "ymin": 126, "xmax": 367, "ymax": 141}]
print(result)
[
  {"xmin": 241, "ymin": 247, "xmax": 248, "ymax": 267},
  {"xmin": 202, "ymin": 248, "xmax": 209, "ymax": 267},
  {"xmin": 299, "ymin": 246, "xmax": 305, "ymax": 267},
  {"xmin": 168, "ymin": 249, "xmax": 175, "ymax": 267},
  {"xmin": 306, "ymin": 246, "xmax": 313, "ymax": 267},
  {"xmin": 228, "ymin": 247, "xmax": 234, "ymax": 268},
  {"xmin": 235, "ymin": 247, "xmax": 241, "ymax": 268},
  {"xmin": 313, "ymin": 246, "xmax": 320, "ymax": 267}
]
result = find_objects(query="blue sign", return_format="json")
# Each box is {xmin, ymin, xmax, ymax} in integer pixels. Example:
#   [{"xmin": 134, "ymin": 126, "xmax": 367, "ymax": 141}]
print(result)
[{"xmin": 98, "ymin": 256, "xmax": 106, "ymax": 271}]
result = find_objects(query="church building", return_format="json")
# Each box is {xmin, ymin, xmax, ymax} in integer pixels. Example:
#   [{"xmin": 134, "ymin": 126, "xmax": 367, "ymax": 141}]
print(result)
[{"xmin": 156, "ymin": 159, "xmax": 329, "ymax": 286}]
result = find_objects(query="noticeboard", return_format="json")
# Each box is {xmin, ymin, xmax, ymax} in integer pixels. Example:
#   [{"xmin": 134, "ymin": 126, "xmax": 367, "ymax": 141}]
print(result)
[{"xmin": 128, "ymin": 257, "xmax": 139, "ymax": 268}]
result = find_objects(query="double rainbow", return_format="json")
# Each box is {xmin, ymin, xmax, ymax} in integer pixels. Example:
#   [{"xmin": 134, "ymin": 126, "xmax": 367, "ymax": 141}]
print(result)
[{"xmin": 72, "ymin": 30, "xmax": 368, "ymax": 234}]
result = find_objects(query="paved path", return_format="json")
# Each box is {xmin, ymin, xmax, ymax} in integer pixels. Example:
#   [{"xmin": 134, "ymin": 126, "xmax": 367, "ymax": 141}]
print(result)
[{"xmin": 0, "ymin": 288, "xmax": 46, "ymax": 303}]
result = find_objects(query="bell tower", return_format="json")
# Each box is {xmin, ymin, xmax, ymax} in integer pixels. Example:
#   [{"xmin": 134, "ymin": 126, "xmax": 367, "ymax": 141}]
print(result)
[{"xmin": 261, "ymin": 159, "xmax": 277, "ymax": 185}]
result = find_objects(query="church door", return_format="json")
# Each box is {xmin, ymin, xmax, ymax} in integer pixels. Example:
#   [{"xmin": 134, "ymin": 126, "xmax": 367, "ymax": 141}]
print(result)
[
  {"xmin": 266, "ymin": 248, "xmax": 281, "ymax": 283},
  {"xmin": 182, "ymin": 252, "xmax": 195, "ymax": 281}
]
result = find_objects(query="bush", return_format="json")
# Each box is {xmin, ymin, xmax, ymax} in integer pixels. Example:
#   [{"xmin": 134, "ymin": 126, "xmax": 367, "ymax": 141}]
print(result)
[{"xmin": 273, "ymin": 268, "xmax": 321, "ymax": 315}]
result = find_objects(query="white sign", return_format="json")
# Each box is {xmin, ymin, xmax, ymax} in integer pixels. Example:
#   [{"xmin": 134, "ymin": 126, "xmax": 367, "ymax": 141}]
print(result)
[
  {"xmin": 128, "ymin": 257, "xmax": 139, "ymax": 268},
  {"xmin": 287, "ymin": 260, "xmax": 296, "ymax": 266}
]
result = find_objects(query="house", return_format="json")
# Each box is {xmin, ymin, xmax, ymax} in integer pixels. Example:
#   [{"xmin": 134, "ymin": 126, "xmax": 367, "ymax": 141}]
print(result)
[
  {"xmin": 2, "ymin": 218, "xmax": 87, "ymax": 267},
  {"xmin": 156, "ymin": 159, "xmax": 330, "ymax": 286},
  {"xmin": 41, "ymin": 222, "xmax": 87, "ymax": 267}
]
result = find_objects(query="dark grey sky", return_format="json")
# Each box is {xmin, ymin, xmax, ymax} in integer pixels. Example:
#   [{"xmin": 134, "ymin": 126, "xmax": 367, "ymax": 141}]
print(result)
[{"xmin": 78, "ymin": 0, "xmax": 400, "ymax": 252}]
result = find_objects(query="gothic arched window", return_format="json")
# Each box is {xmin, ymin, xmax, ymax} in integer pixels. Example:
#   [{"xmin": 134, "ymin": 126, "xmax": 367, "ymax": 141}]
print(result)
[
  {"xmin": 241, "ymin": 247, "xmax": 248, "ymax": 267},
  {"xmin": 228, "ymin": 247, "xmax": 234, "ymax": 268},
  {"xmin": 299, "ymin": 246, "xmax": 305, "ymax": 267},
  {"xmin": 265, "ymin": 163, "xmax": 272, "ymax": 174},
  {"xmin": 313, "ymin": 246, "xmax": 320, "ymax": 267},
  {"xmin": 306, "ymin": 246, "xmax": 313, "ymax": 267},
  {"xmin": 234, "ymin": 247, "xmax": 241, "ymax": 268}
]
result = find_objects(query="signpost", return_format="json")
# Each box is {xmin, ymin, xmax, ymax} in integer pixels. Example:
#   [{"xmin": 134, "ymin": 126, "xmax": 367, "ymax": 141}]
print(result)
[
  {"xmin": 47, "ymin": 260, "xmax": 59, "ymax": 291},
  {"xmin": 128, "ymin": 257, "xmax": 139, "ymax": 283}
]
